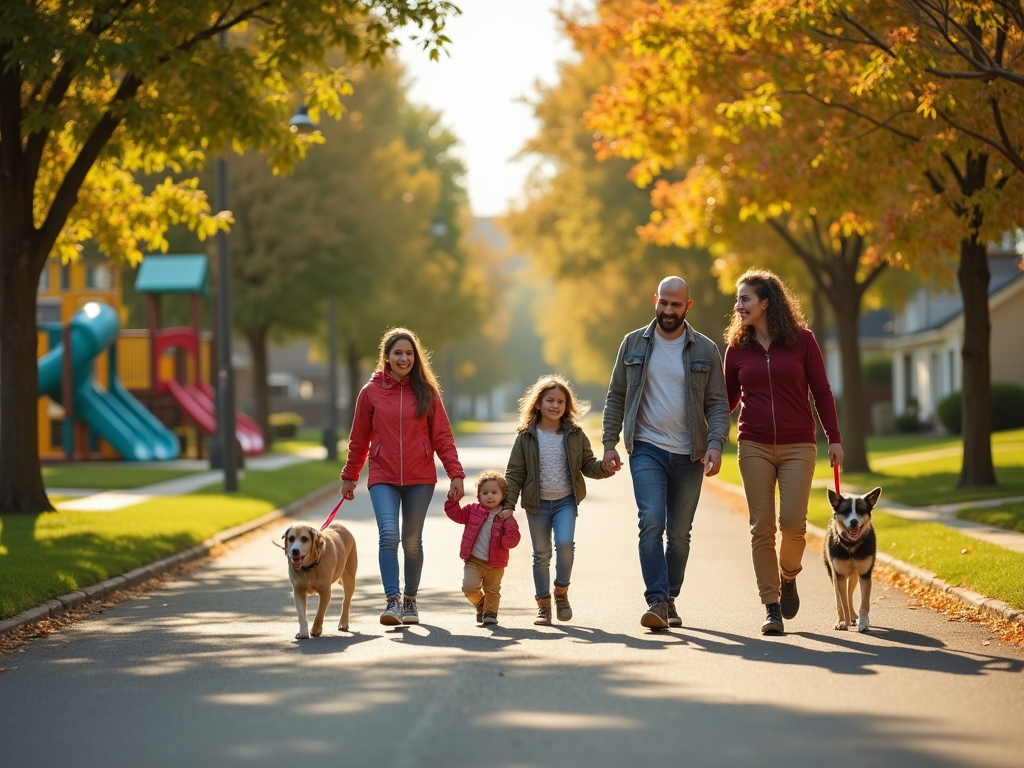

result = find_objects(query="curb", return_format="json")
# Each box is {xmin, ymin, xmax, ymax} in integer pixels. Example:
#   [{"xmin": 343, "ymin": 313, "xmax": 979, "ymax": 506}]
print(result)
[
  {"xmin": 706, "ymin": 478, "xmax": 1024, "ymax": 628},
  {"xmin": 0, "ymin": 481, "xmax": 339, "ymax": 637}
]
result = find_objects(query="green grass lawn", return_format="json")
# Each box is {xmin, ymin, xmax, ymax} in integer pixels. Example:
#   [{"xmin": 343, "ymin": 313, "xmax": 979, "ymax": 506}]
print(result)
[
  {"xmin": 0, "ymin": 458, "xmax": 343, "ymax": 620},
  {"xmin": 272, "ymin": 427, "xmax": 348, "ymax": 455},
  {"xmin": 956, "ymin": 502, "xmax": 1024, "ymax": 534},
  {"xmin": 42, "ymin": 465, "xmax": 200, "ymax": 490}
]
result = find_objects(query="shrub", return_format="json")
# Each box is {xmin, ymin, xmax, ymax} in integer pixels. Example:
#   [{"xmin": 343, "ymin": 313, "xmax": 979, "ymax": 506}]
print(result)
[
  {"xmin": 894, "ymin": 397, "xmax": 922, "ymax": 433},
  {"xmin": 269, "ymin": 412, "xmax": 304, "ymax": 438},
  {"xmin": 862, "ymin": 356, "xmax": 892, "ymax": 387},
  {"xmin": 937, "ymin": 383, "xmax": 1024, "ymax": 435}
]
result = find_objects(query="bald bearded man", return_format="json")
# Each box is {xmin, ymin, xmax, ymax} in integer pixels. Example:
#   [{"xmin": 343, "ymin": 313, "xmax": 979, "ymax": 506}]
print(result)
[{"xmin": 601, "ymin": 277, "xmax": 730, "ymax": 629}]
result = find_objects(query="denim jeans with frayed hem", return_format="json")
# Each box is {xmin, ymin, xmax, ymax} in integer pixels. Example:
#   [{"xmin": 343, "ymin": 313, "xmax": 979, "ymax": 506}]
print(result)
[
  {"xmin": 368, "ymin": 483, "xmax": 434, "ymax": 599},
  {"xmin": 526, "ymin": 493, "xmax": 577, "ymax": 599},
  {"xmin": 629, "ymin": 441, "xmax": 705, "ymax": 606}
]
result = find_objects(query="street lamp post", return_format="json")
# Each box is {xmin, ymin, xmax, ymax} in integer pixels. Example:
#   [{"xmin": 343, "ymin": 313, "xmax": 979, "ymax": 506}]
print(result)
[
  {"xmin": 323, "ymin": 297, "xmax": 338, "ymax": 461},
  {"xmin": 211, "ymin": 29, "xmax": 238, "ymax": 491}
]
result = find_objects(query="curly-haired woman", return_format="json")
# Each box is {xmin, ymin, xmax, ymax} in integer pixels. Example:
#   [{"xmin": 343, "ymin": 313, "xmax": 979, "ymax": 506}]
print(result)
[{"xmin": 724, "ymin": 270, "xmax": 843, "ymax": 635}]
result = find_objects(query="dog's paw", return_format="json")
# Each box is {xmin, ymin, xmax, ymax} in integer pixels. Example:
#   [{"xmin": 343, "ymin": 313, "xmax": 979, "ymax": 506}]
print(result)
[
  {"xmin": 857, "ymin": 615, "xmax": 870, "ymax": 633},
  {"xmin": 311, "ymin": 627, "xmax": 323, "ymax": 638},
  {"xmin": 295, "ymin": 631, "xmax": 310, "ymax": 640},
  {"xmin": 339, "ymin": 624, "xmax": 349, "ymax": 632},
  {"xmin": 834, "ymin": 620, "xmax": 849, "ymax": 631}
]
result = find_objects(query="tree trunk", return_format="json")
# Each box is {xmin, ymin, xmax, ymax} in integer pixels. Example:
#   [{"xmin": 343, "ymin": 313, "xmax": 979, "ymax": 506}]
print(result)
[
  {"xmin": 0, "ymin": 238, "xmax": 53, "ymax": 512},
  {"xmin": 957, "ymin": 231, "xmax": 996, "ymax": 486},
  {"xmin": 345, "ymin": 340, "xmax": 361, "ymax": 430},
  {"xmin": 833, "ymin": 293, "xmax": 870, "ymax": 473},
  {"xmin": 247, "ymin": 326, "xmax": 272, "ymax": 450}
]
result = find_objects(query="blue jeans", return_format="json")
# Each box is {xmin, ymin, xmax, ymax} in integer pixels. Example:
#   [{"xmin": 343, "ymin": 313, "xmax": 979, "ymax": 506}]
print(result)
[
  {"xmin": 368, "ymin": 483, "xmax": 435, "ymax": 599},
  {"xmin": 526, "ymin": 494, "xmax": 577, "ymax": 599},
  {"xmin": 629, "ymin": 441, "xmax": 705, "ymax": 606}
]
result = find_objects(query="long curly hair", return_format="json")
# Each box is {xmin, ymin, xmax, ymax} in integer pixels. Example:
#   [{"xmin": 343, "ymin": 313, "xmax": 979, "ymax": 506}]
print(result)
[
  {"xmin": 725, "ymin": 269, "xmax": 807, "ymax": 348},
  {"xmin": 375, "ymin": 327, "xmax": 441, "ymax": 418},
  {"xmin": 516, "ymin": 374, "xmax": 589, "ymax": 434}
]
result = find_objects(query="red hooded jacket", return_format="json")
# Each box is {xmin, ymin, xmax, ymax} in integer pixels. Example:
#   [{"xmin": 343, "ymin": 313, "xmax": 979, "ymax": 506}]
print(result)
[
  {"xmin": 341, "ymin": 371, "xmax": 465, "ymax": 488},
  {"xmin": 444, "ymin": 499, "xmax": 521, "ymax": 568}
]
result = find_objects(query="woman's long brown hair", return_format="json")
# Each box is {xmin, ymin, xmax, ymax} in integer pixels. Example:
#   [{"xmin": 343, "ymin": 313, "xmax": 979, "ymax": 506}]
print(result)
[
  {"xmin": 376, "ymin": 327, "xmax": 441, "ymax": 418},
  {"xmin": 724, "ymin": 269, "xmax": 807, "ymax": 348}
]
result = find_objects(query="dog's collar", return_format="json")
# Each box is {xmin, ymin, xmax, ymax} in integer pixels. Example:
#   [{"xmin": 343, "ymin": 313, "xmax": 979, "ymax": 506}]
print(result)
[{"xmin": 300, "ymin": 554, "xmax": 322, "ymax": 571}]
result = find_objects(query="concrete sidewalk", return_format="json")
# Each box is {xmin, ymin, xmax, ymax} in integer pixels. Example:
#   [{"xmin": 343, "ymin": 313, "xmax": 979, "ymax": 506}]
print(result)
[{"xmin": 53, "ymin": 452, "xmax": 317, "ymax": 512}]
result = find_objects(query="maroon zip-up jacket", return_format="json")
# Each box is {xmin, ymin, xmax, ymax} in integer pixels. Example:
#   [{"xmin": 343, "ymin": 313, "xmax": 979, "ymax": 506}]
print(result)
[{"xmin": 723, "ymin": 328, "xmax": 841, "ymax": 446}]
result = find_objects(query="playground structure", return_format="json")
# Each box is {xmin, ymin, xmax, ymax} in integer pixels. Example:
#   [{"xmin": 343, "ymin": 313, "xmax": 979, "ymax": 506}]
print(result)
[{"xmin": 36, "ymin": 256, "xmax": 264, "ymax": 462}]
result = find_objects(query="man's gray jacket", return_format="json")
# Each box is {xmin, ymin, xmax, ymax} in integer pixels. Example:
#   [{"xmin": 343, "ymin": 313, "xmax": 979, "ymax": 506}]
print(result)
[{"xmin": 602, "ymin": 319, "xmax": 730, "ymax": 459}]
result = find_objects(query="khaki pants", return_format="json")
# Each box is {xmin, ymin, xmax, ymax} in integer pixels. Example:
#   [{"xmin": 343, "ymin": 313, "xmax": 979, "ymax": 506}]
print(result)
[
  {"xmin": 463, "ymin": 556, "xmax": 504, "ymax": 614},
  {"xmin": 737, "ymin": 440, "xmax": 817, "ymax": 605}
]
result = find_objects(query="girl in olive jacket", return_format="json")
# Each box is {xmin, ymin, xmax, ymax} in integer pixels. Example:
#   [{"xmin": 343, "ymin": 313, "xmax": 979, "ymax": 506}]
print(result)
[{"xmin": 504, "ymin": 374, "xmax": 613, "ymax": 625}]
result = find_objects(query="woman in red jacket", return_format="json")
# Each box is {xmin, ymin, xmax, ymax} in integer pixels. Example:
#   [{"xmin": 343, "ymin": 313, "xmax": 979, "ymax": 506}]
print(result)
[
  {"xmin": 723, "ymin": 270, "xmax": 843, "ymax": 635},
  {"xmin": 340, "ymin": 328, "xmax": 465, "ymax": 626}
]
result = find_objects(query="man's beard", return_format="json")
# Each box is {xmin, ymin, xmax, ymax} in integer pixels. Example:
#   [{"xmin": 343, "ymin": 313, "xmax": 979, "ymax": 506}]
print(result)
[{"xmin": 656, "ymin": 310, "xmax": 686, "ymax": 333}]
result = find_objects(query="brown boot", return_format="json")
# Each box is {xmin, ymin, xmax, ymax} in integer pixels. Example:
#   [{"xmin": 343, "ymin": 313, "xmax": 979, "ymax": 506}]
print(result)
[
  {"xmin": 534, "ymin": 596, "xmax": 552, "ymax": 626},
  {"xmin": 554, "ymin": 585, "xmax": 572, "ymax": 622}
]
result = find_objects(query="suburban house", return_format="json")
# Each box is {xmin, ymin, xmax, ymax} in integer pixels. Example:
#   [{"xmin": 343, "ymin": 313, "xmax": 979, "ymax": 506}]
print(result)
[{"xmin": 887, "ymin": 250, "xmax": 1024, "ymax": 424}]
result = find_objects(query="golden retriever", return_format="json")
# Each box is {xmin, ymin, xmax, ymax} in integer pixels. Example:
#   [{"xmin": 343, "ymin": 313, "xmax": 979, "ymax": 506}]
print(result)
[{"xmin": 282, "ymin": 522, "xmax": 358, "ymax": 639}]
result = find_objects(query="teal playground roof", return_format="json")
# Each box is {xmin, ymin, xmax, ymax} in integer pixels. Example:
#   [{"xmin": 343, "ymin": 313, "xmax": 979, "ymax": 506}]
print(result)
[{"xmin": 135, "ymin": 255, "xmax": 209, "ymax": 295}]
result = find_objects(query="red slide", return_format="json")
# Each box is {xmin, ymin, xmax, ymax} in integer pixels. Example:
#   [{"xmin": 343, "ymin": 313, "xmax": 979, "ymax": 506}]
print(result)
[{"xmin": 166, "ymin": 379, "xmax": 265, "ymax": 456}]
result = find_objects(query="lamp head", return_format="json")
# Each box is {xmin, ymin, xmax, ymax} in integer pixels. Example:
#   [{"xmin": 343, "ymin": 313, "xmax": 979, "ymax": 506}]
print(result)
[{"xmin": 288, "ymin": 105, "xmax": 314, "ymax": 134}]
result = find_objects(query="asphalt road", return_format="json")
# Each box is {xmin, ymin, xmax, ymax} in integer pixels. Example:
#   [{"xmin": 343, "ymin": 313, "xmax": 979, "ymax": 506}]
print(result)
[{"xmin": 2, "ymin": 425, "xmax": 1023, "ymax": 768}]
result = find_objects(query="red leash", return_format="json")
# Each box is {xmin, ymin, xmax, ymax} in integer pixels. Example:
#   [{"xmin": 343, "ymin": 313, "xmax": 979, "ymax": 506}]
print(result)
[
  {"xmin": 319, "ymin": 497, "xmax": 345, "ymax": 530},
  {"xmin": 833, "ymin": 463, "xmax": 841, "ymax": 496}
]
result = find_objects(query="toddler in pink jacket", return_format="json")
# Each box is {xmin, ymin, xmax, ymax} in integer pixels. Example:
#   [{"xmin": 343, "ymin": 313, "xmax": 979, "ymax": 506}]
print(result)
[{"xmin": 445, "ymin": 470, "xmax": 521, "ymax": 625}]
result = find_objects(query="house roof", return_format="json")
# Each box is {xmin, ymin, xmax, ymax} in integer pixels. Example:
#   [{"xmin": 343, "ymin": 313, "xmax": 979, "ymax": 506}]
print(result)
[
  {"xmin": 824, "ymin": 307, "xmax": 894, "ymax": 341},
  {"xmin": 913, "ymin": 253, "xmax": 1023, "ymax": 333},
  {"xmin": 135, "ymin": 255, "xmax": 209, "ymax": 295}
]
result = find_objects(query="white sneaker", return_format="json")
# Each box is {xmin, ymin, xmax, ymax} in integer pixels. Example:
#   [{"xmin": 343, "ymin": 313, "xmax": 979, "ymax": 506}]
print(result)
[{"xmin": 380, "ymin": 595, "xmax": 403, "ymax": 626}]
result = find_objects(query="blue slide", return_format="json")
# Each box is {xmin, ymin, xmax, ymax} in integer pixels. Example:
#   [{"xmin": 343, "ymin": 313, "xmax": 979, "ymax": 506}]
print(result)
[{"xmin": 38, "ymin": 302, "xmax": 180, "ymax": 461}]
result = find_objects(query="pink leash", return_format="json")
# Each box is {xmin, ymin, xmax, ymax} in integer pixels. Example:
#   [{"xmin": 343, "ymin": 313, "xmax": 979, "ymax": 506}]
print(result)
[
  {"xmin": 833, "ymin": 463, "xmax": 841, "ymax": 496},
  {"xmin": 319, "ymin": 497, "xmax": 346, "ymax": 530}
]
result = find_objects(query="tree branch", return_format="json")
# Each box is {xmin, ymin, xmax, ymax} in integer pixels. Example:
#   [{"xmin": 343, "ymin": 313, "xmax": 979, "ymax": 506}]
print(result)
[
  {"xmin": 799, "ymin": 91, "xmax": 922, "ymax": 145},
  {"xmin": 766, "ymin": 217, "xmax": 831, "ymax": 294},
  {"xmin": 34, "ymin": 73, "xmax": 143, "ymax": 262}
]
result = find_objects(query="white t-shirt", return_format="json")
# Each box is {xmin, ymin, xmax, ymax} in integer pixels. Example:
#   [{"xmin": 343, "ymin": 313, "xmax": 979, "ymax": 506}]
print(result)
[
  {"xmin": 633, "ymin": 328, "xmax": 691, "ymax": 454},
  {"xmin": 471, "ymin": 507, "xmax": 501, "ymax": 561},
  {"xmin": 536, "ymin": 427, "xmax": 573, "ymax": 500}
]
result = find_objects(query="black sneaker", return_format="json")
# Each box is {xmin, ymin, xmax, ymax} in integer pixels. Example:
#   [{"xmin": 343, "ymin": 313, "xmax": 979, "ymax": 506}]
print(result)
[
  {"xmin": 762, "ymin": 602, "xmax": 784, "ymax": 634},
  {"xmin": 474, "ymin": 600, "xmax": 484, "ymax": 623},
  {"xmin": 780, "ymin": 575, "xmax": 800, "ymax": 620},
  {"xmin": 641, "ymin": 600, "xmax": 670, "ymax": 630},
  {"xmin": 667, "ymin": 597, "xmax": 682, "ymax": 628}
]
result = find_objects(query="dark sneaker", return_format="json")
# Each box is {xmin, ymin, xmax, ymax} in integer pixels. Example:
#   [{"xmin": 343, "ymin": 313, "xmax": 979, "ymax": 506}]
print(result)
[
  {"xmin": 762, "ymin": 602, "xmax": 784, "ymax": 634},
  {"xmin": 380, "ymin": 595, "xmax": 403, "ymax": 626},
  {"xmin": 780, "ymin": 575, "xmax": 799, "ymax": 620},
  {"xmin": 481, "ymin": 612, "xmax": 498, "ymax": 625},
  {"xmin": 667, "ymin": 597, "xmax": 682, "ymax": 628},
  {"xmin": 401, "ymin": 596, "xmax": 419, "ymax": 625},
  {"xmin": 475, "ymin": 600, "xmax": 484, "ymax": 623},
  {"xmin": 641, "ymin": 600, "xmax": 670, "ymax": 630}
]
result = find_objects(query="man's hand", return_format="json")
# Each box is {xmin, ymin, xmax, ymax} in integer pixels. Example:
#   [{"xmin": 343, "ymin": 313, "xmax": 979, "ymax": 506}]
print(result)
[
  {"xmin": 603, "ymin": 449, "xmax": 621, "ymax": 473},
  {"xmin": 448, "ymin": 477, "xmax": 465, "ymax": 501},
  {"xmin": 341, "ymin": 479, "xmax": 357, "ymax": 500},
  {"xmin": 702, "ymin": 448, "xmax": 723, "ymax": 477},
  {"xmin": 828, "ymin": 443, "xmax": 844, "ymax": 468},
  {"xmin": 497, "ymin": 508, "xmax": 514, "ymax": 520}
]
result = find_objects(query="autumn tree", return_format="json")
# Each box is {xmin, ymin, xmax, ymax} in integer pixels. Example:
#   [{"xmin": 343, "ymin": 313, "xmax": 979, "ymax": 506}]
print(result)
[
  {"xmin": 506, "ymin": 33, "xmax": 731, "ymax": 388},
  {"xmin": 584, "ymin": 0, "xmax": 1022, "ymax": 479},
  {"xmin": 0, "ymin": 1, "xmax": 456, "ymax": 512},
  {"xmin": 229, "ymin": 62, "xmax": 449, "ymax": 446},
  {"xmin": 799, "ymin": 1, "xmax": 1024, "ymax": 485}
]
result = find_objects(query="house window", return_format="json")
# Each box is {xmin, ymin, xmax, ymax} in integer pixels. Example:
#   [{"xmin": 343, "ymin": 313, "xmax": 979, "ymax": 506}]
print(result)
[
  {"xmin": 59, "ymin": 264, "xmax": 70, "ymax": 290},
  {"xmin": 86, "ymin": 264, "xmax": 112, "ymax": 289}
]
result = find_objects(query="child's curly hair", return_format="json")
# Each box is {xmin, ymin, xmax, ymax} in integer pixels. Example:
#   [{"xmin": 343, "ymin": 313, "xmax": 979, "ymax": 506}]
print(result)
[
  {"xmin": 515, "ymin": 374, "xmax": 589, "ymax": 434},
  {"xmin": 476, "ymin": 470, "xmax": 507, "ymax": 499}
]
